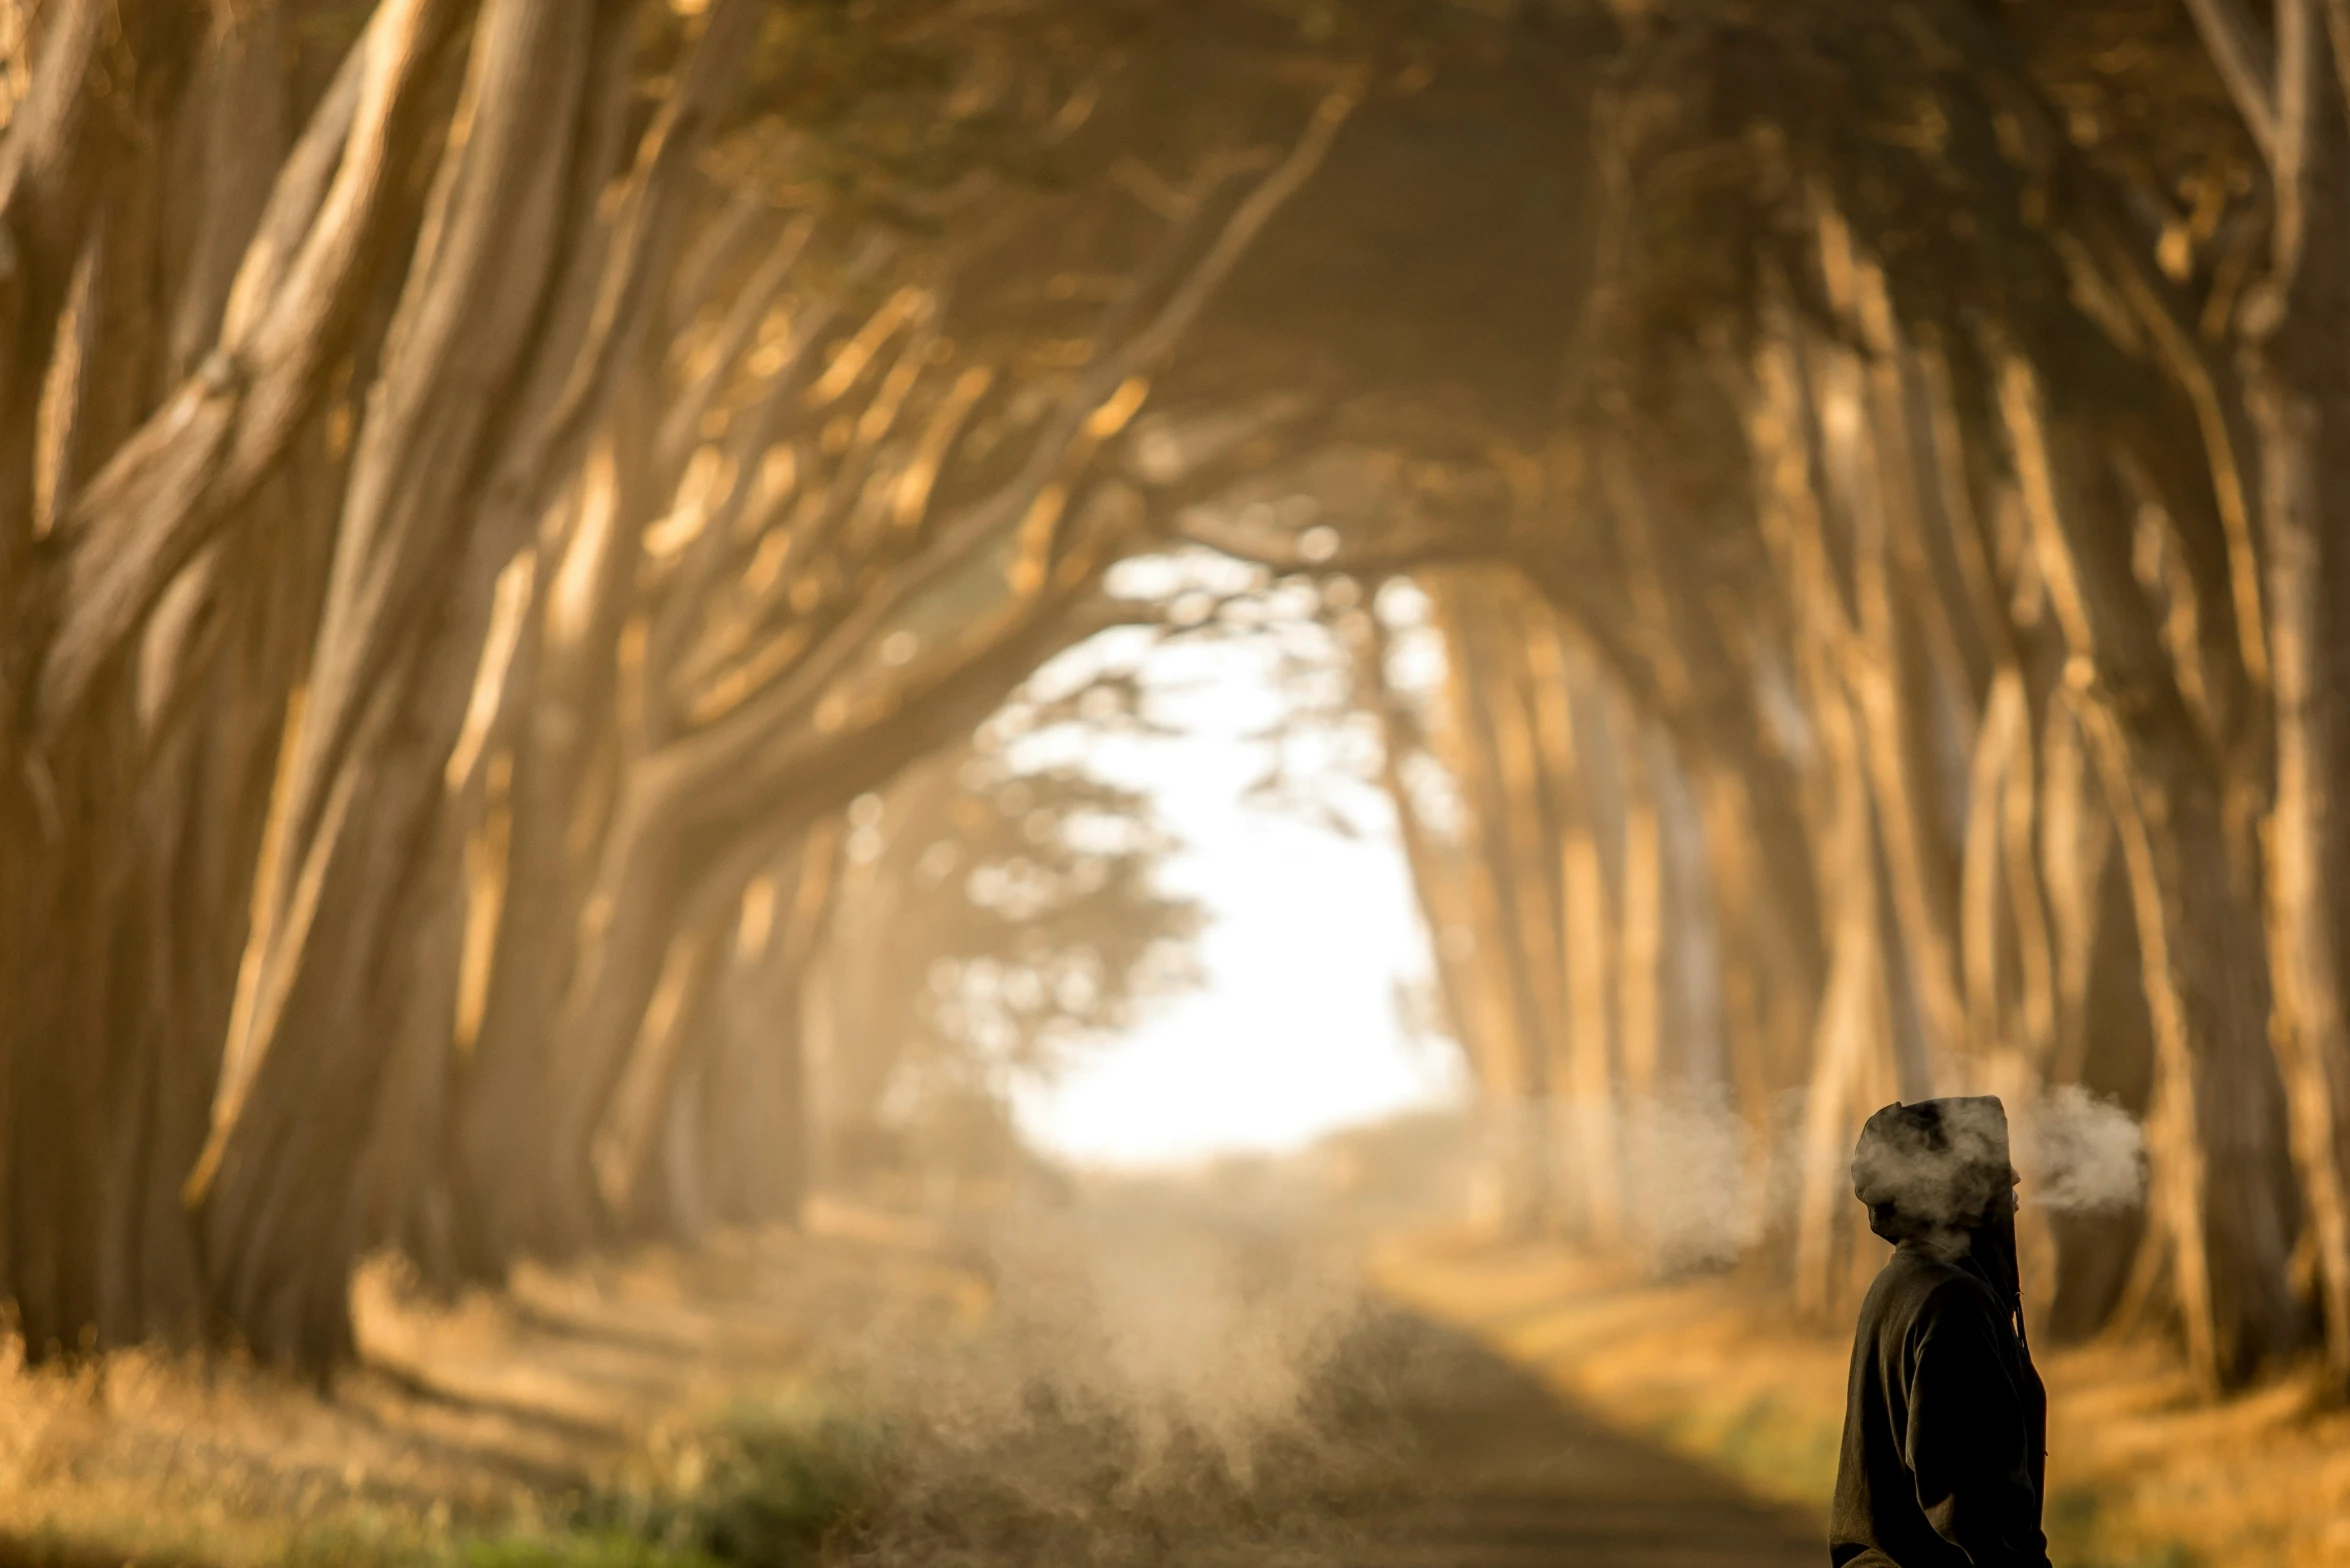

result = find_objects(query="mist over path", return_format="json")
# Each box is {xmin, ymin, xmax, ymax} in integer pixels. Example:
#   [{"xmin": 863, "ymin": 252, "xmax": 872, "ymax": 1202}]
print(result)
[
  {"xmin": 842, "ymin": 1290, "xmax": 1827, "ymax": 1568},
  {"xmin": 836, "ymin": 1178, "xmax": 1824, "ymax": 1568}
]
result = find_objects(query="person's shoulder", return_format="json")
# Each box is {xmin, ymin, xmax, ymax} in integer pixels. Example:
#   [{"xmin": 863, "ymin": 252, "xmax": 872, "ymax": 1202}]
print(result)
[
  {"xmin": 1874, "ymin": 1245, "xmax": 2000, "ymax": 1319},
  {"xmin": 1905, "ymin": 1253, "xmax": 2007, "ymax": 1330}
]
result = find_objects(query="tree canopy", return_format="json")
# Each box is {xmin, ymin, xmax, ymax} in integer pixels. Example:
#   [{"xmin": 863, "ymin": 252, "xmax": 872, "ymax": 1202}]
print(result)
[{"xmin": 4, "ymin": 0, "xmax": 2348, "ymax": 1397}]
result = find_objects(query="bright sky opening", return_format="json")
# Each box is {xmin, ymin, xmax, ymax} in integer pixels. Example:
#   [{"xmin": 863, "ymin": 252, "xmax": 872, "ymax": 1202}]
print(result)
[{"xmin": 1008, "ymin": 564, "xmax": 1468, "ymax": 1169}]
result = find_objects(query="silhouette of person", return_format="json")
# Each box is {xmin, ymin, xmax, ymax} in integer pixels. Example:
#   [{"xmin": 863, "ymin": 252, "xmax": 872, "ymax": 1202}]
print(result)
[{"xmin": 1830, "ymin": 1097, "xmax": 2051, "ymax": 1568}]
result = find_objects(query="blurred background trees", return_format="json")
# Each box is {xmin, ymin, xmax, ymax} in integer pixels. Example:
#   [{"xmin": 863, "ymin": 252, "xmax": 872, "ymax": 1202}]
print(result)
[{"xmin": 2, "ymin": 0, "xmax": 2347, "ymax": 1402}]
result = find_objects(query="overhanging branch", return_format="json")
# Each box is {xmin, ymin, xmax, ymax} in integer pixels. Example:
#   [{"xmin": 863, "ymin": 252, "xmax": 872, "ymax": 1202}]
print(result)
[{"xmin": 2183, "ymin": 0, "xmax": 2283, "ymax": 166}]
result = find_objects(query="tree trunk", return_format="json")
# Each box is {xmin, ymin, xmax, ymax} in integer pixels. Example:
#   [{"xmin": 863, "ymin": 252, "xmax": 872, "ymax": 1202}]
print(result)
[
  {"xmin": 2233, "ymin": 0, "xmax": 2350, "ymax": 1391},
  {"xmin": 2001, "ymin": 349, "xmax": 2302, "ymax": 1388}
]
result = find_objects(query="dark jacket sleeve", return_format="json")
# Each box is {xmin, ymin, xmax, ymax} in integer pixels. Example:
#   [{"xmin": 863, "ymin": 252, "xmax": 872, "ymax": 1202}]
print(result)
[{"xmin": 1901, "ymin": 1280, "xmax": 2052, "ymax": 1568}]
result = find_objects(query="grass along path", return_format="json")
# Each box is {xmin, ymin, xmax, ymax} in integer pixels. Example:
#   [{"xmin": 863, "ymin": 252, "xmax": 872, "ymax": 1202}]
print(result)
[{"xmin": 0, "ymin": 1202, "xmax": 981, "ymax": 1568}]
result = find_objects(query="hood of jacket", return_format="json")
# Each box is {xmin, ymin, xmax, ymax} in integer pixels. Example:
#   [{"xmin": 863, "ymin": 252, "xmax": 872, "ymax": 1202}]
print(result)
[{"xmin": 1851, "ymin": 1096, "xmax": 2015, "ymax": 1244}]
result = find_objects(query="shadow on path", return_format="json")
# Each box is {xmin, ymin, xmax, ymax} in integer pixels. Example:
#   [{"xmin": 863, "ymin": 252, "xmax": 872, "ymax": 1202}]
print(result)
[
  {"xmin": 1360, "ymin": 1314, "xmax": 1820, "ymax": 1568},
  {"xmin": 0, "ymin": 1539, "xmax": 208, "ymax": 1568}
]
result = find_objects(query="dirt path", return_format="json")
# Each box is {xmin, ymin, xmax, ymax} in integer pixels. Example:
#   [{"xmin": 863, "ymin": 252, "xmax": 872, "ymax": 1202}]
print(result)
[
  {"xmin": 825, "ymin": 1300, "xmax": 1825, "ymax": 1568},
  {"xmin": 1350, "ymin": 1315, "xmax": 1819, "ymax": 1568}
]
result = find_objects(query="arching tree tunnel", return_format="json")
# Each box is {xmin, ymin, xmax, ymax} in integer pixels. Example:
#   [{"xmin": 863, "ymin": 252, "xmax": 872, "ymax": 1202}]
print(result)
[{"xmin": 1, "ymin": 0, "xmax": 2345, "ymax": 1414}]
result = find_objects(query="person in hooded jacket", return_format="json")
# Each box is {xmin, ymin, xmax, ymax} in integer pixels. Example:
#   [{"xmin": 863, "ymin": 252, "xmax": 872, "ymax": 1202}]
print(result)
[{"xmin": 1830, "ymin": 1097, "xmax": 2051, "ymax": 1568}]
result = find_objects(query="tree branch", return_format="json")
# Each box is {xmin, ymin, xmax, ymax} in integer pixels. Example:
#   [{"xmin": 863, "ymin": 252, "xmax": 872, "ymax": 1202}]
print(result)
[
  {"xmin": 641, "ymin": 81, "xmax": 1367, "ymax": 796},
  {"xmin": 38, "ymin": 0, "xmax": 468, "ymax": 732},
  {"xmin": 1162, "ymin": 500, "xmax": 1483, "ymax": 577},
  {"xmin": 2183, "ymin": 0, "xmax": 2283, "ymax": 166}
]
